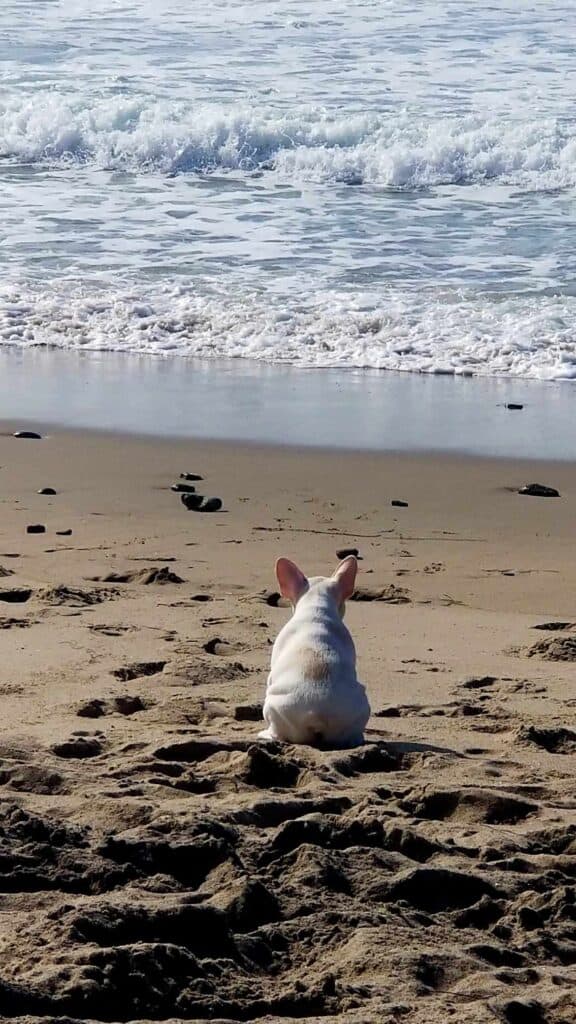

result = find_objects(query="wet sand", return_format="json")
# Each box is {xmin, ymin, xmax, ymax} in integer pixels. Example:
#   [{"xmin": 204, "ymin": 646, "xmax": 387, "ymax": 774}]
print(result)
[{"xmin": 0, "ymin": 426, "xmax": 575, "ymax": 1024}]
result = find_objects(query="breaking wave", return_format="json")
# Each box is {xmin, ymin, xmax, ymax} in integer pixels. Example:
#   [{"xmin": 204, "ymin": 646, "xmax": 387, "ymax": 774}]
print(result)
[{"xmin": 2, "ymin": 93, "xmax": 576, "ymax": 189}]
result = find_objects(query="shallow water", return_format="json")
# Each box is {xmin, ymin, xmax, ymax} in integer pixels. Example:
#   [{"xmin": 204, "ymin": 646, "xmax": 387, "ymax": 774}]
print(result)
[
  {"xmin": 3, "ymin": 349, "xmax": 575, "ymax": 459},
  {"xmin": 2, "ymin": 2, "xmax": 576, "ymax": 378}
]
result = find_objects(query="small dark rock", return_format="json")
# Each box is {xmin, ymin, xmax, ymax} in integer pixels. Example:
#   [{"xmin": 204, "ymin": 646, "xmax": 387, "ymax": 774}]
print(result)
[
  {"xmin": 26, "ymin": 524, "xmax": 46, "ymax": 534},
  {"xmin": 171, "ymin": 483, "xmax": 196, "ymax": 493},
  {"xmin": 391, "ymin": 500, "xmax": 409, "ymax": 507},
  {"xmin": 518, "ymin": 483, "xmax": 560, "ymax": 498},
  {"xmin": 462, "ymin": 675, "xmax": 498, "ymax": 690},
  {"xmin": 200, "ymin": 497, "xmax": 223, "ymax": 513},
  {"xmin": 506, "ymin": 403, "xmax": 524, "ymax": 410},
  {"xmin": 13, "ymin": 431, "xmax": 42, "ymax": 439},
  {"xmin": 180, "ymin": 493, "xmax": 204, "ymax": 511},
  {"xmin": 264, "ymin": 590, "xmax": 291, "ymax": 608},
  {"xmin": 180, "ymin": 472, "xmax": 203, "ymax": 481},
  {"xmin": 56, "ymin": 528, "xmax": 73, "ymax": 536},
  {"xmin": 336, "ymin": 547, "xmax": 362, "ymax": 560},
  {"xmin": 375, "ymin": 706, "xmax": 401, "ymax": 718},
  {"xmin": 203, "ymin": 637, "xmax": 230, "ymax": 656},
  {"xmin": 37, "ymin": 487, "xmax": 57, "ymax": 495}
]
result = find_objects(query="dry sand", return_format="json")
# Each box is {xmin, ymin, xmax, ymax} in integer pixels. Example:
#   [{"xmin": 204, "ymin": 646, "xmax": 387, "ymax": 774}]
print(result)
[{"xmin": 0, "ymin": 425, "xmax": 574, "ymax": 1024}]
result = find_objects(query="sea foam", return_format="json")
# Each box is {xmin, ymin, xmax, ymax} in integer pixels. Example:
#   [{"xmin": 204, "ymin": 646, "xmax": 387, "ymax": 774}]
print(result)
[{"xmin": 2, "ymin": 279, "xmax": 576, "ymax": 380}]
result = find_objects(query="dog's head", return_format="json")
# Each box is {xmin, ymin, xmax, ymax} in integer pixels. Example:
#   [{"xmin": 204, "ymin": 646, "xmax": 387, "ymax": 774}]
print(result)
[{"xmin": 275, "ymin": 556, "xmax": 357, "ymax": 616}]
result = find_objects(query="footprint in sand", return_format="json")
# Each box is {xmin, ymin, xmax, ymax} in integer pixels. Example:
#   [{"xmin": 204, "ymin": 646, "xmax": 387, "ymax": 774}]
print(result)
[
  {"xmin": 234, "ymin": 703, "xmax": 263, "ymax": 722},
  {"xmin": 0, "ymin": 763, "xmax": 66, "ymax": 795},
  {"xmin": 52, "ymin": 732, "xmax": 106, "ymax": 758},
  {"xmin": 77, "ymin": 696, "xmax": 148, "ymax": 718},
  {"xmin": 39, "ymin": 585, "xmax": 120, "ymax": 606},
  {"xmin": 350, "ymin": 584, "xmax": 411, "ymax": 604},
  {"xmin": 87, "ymin": 623, "xmax": 136, "ymax": 637},
  {"xmin": 90, "ymin": 566, "xmax": 184, "ymax": 585},
  {"xmin": 515, "ymin": 725, "xmax": 576, "ymax": 754},
  {"xmin": 400, "ymin": 787, "xmax": 538, "ymax": 825},
  {"xmin": 0, "ymin": 617, "xmax": 37, "ymax": 629},
  {"xmin": 0, "ymin": 588, "xmax": 32, "ymax": 604},
  {"xmin": 111, "ymin": 661, "xmax": 167, "ymax": 682}
]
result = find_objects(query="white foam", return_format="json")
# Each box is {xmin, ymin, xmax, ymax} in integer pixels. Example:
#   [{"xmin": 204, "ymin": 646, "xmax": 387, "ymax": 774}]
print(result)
[
  {"xmin": 2, "ymin": 92, "xmax": 576, "ymax": 189},
  {"xmin": 2, "ymin": 278, "xmax": 576, "ymax": 380}
]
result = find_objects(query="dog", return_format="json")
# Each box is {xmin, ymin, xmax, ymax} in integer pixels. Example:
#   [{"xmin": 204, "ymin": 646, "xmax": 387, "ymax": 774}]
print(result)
[{"xmin": 259, "ymin": 555, "xmax": 370, "ymax": 747}]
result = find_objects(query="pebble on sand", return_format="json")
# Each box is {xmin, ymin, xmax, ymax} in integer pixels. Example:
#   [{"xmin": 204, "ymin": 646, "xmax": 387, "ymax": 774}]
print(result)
[
  {"xmin": 38, "ymin": 487, "xmax": 57, "ymax": 495},
  {"xmin": 13, "ymin": 431, "xmax": 42, "ymax": 439},
  {"xmin": 336, "ymin": 547, "xmax": 362, "ymax": 560},
  {"xmin": 180, "ymin": 493, "xmax": 204, "ymax": 510},
  {"xmin": 200, "ymin": 497, "xmax": 223, "ymax": 513},
  {"xmin": 518, "ymin": 483, "xmax": 560, "ymax": 498},
  {"xmin": 26, "ymin": 524, "xmax": 46, "ymax": 534},
  {"xmin": 171, "ymin": 483, "xmax": 197, "ymax": 493},
  {"xmin": 391, "ymin": 499, "xmax": 409, "ymax": 508}
]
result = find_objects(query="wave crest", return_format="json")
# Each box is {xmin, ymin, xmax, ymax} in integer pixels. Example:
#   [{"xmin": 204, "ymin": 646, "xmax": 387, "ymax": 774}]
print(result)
[{"xmin": 2, "ymin": 93, "xmax": 576, "ymax": 188}]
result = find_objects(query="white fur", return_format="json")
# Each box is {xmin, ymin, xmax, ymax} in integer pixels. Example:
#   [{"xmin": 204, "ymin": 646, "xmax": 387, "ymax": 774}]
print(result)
[{"xmin": 259, "ymin": 557, "xmax": 370, "ymax": 747}]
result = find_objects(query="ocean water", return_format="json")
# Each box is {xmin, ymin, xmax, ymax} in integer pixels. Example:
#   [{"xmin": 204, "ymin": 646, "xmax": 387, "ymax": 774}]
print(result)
[{"xmin": 2, "ymin": 0, "xmax": 576, "ymax": 379}]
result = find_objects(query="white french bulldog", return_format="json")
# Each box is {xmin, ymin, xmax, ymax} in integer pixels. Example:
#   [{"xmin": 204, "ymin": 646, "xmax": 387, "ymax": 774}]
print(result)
[{"xmin": 259, "ymin": 556, "xmax": 370, "ymax": 747}]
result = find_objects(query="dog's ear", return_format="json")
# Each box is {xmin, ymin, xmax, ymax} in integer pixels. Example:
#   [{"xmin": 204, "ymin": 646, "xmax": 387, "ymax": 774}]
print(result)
[
  {"xmin": 276, "ymin": 558, "xmax": 308, "ymax": 604},
  {"xmin": 332, "ymin": 555, "xmax": 358, "ymax": 602}
]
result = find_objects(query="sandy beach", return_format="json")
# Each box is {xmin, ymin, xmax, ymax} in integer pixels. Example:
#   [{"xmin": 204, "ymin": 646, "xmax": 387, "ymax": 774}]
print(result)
[{"xmin": 0, "ymin": 425, "xmax": 575, "ymax": 1024}]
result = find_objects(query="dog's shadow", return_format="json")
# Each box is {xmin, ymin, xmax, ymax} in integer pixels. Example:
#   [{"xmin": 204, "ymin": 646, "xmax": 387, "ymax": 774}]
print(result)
[{"xmin": 258, "ymin": 734, "xmax": 463, "ymax": 758}]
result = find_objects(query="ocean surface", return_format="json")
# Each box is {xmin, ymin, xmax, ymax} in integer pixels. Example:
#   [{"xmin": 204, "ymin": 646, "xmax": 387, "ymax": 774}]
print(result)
[{"xmin": 2, "ymin": 1, "xmax": 576, "ymax": 379}]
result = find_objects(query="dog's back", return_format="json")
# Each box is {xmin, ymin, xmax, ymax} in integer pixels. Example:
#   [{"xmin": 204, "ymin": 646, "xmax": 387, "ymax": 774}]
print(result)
[{"xmin": 260, "ymin": 560, "xmax": 371, "ymax": 747}]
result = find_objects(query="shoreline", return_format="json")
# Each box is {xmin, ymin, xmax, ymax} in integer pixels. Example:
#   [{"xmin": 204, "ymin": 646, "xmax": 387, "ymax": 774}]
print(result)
[
  {"xmin": 2, "ymin": 348, "xmax": 576, "ymax": 459},
  {"xmin": 3, "ymin": 418, "xmax": 576, "ymax": 469}
]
